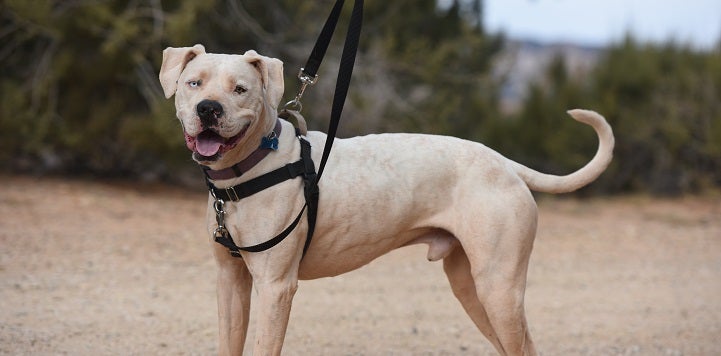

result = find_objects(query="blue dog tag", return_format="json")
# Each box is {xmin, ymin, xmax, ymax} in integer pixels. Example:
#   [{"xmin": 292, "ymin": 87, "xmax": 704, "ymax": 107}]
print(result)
[{"xmin": 260, "ymin": 135, "xmax": 279, "ymax": 151}]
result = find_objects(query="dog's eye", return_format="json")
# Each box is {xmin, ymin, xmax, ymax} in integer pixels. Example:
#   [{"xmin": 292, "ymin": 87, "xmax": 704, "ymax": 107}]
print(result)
[
  {"xmin": 234, "ymin": 85, "xmax": 247, "ymax": 94},
  {"xmin": 188, "ymin": 80, "xmax": 201, "ymax": 88}
]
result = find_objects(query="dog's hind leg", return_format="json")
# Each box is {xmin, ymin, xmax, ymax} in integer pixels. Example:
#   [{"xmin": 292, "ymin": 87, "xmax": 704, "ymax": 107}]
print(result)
[
  {"xmin": 215, "ymin": 252, "xmax": 253, "ymax": 356},
  {"xmin": 477, "ymin": 276, "xmax": 536, "ymax": 355},
  {"xmin": 474, "ymin": 275, "xmax": 537, "ymax": 356},
  {"xmin": 464, "ymin": 203, "xmax": 539, "ymax": 356},
  {"xmin": 443, "ymin": 247, "xmax": 506, "ymax": 354}
]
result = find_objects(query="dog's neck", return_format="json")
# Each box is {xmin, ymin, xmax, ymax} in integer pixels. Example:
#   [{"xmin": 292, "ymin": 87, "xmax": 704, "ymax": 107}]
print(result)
[{"xmin": 203, "ymin": 119, "xmax": 282, "ymax": 180}]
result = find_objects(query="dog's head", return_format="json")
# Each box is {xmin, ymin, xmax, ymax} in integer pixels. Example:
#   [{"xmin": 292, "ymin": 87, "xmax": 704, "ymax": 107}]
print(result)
[{"xmin": 159, "ymin": 44, "xmax": 284, "ymax": 168}]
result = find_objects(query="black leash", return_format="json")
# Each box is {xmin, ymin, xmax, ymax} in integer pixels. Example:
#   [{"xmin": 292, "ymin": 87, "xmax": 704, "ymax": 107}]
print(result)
[
  {"xmin": 307, "ymin": 0, "xmax": 364, "ymax": 181},
  {"xmin": 298, "ymin": 0, "xmax": 363, "ymax": 254},
  {"xmin": 207, "ymin": 0, "xmax": 363, "ymax": 258}
]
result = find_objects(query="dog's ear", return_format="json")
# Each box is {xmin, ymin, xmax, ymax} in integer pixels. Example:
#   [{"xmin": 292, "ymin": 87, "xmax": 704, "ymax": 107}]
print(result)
[
  {"xmin": 159, "ymin": 44, "xmax": 206, "ymax": 98},
  {"xmin": 244, "ymin": 50, "xmax": 284, "ymax": 110}
]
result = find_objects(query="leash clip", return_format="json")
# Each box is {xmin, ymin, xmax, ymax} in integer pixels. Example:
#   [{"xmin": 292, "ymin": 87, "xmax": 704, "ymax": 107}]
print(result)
[
  {"xmin": 212, "ymin": 197, "xmax": 241, "ymax": 257},
  {"xmin": 213, "ymin": 198, "xmax": 227, "ymax": 227},
  {"xmin": 284, "ymin": 68, "xmax": 319, "ymax": 112}
]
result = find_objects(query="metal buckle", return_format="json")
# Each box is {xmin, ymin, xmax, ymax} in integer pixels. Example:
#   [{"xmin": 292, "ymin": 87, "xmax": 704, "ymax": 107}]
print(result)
[{"xmin": 224, "ymin": 186, "xmax": 240, "ymax": 201}]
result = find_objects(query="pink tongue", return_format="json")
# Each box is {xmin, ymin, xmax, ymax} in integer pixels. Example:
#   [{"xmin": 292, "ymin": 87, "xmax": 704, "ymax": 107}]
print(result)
[{"xmin": 196, "ymin": 131, "xmax": 225, "ymax": 157}]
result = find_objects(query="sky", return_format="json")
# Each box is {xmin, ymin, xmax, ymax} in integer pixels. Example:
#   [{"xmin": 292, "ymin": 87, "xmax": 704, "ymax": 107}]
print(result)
[{"xmin": 482, "ymin": 0, "xmax": 721, "ymax": 49}]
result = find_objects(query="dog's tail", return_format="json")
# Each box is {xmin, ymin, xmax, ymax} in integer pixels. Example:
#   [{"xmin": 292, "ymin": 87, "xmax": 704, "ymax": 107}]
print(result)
[{"xmin": 509, "ymin": 109, "xmax": 614, "ymax": 193}]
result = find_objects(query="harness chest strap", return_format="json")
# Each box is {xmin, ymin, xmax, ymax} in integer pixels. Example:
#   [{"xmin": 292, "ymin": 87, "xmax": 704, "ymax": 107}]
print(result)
[{"xmin": 206, "ymin": 135, "xmax": 318, "ymax": 258}]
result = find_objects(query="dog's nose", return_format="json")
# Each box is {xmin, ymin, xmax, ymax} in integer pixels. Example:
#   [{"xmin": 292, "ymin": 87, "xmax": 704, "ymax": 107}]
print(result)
[{"xmin": 196, "ymin": 99, "xmax": 224, "ymax": 128}]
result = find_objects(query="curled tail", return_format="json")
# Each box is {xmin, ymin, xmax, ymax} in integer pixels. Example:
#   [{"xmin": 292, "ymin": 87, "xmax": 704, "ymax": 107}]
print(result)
[{"xmin": 510, "ymin": 109, "xmax": 615, "ymax": 193}]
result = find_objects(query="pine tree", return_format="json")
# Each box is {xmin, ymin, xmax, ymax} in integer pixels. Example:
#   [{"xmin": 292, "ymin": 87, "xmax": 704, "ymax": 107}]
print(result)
[{"xmin": 1, "ymin": 0, "xmax": 503, "ymax": 181}]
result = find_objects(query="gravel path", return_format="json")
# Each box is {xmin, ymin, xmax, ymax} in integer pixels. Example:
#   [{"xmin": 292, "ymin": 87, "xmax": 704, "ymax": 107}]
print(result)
[{"xmin": 1, "ymin": 175, "xmax": 719, "ymax": 355}]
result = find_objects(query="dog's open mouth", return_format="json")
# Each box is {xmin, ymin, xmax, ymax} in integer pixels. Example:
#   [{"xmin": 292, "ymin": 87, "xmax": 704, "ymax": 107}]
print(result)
[{"xmin": 185, "ymin": 125, "xmax": 249, "ymax": 161}]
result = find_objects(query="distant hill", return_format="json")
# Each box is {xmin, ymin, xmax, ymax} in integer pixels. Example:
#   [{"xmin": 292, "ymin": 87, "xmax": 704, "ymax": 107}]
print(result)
[{"xmin": 494, "ymin": 40, "xmax": 604, "ymax": 113}]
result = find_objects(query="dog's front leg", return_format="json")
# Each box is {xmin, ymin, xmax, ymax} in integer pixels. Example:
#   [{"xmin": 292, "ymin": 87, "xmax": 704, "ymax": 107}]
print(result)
[
  {"xmin": 251, "ymin": 277, "xmax": 298, "ymax": 355},
  {"xmin": 215, "ymin": 254, "xmax": 252, "ymax": 356}
]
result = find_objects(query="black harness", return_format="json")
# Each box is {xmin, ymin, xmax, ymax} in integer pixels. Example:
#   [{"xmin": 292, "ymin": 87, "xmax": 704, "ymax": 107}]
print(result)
[
  {"xmin": 205, "ymin": 131, "xmax": 318, "ymax": 258},
  {"xmin": 203, "ymin": 0, "xmax": 362, "ymax": 259}
]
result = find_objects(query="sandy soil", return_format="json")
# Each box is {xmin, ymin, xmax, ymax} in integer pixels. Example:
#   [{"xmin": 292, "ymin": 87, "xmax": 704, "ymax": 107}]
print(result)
[{"xmin": 1, "ymin": 175, "xmax": 719, "ymax": 355}]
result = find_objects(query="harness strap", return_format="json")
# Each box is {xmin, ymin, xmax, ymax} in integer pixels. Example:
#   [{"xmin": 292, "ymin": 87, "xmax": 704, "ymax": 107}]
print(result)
[
  {"xmin": 207, "ymin": 136, "xmax": 316, "ymax": 257},
  {"xmin": 209, "ymin": 159, "xmax": 306, "ymax": 202},
  {"xmin": 216, "ymin": 204, "xmax": 307, "ymax": 255}
]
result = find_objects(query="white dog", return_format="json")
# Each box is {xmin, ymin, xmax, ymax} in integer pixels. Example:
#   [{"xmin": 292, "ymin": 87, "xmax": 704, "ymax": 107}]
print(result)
[{"xmin": 159, "ymin": 44, "xmax": 613, "ymax": 355}]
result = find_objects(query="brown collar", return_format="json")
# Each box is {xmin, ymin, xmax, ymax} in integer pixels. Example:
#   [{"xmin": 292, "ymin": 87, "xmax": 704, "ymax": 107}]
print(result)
[{"xmin": 203, "ymin": 120, "xmax": 282, "ymax": 180}]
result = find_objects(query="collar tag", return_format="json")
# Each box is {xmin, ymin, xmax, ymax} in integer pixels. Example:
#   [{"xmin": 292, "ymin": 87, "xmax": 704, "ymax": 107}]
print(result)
[{"xmin": 260, "ymin": 132, "xmax": 279, "ymax": 151}]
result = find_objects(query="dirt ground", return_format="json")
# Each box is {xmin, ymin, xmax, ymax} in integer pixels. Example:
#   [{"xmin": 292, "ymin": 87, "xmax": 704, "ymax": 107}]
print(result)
[{"xmin": 1, "ymin": 174, "xmax": 719, "ymax": 355}]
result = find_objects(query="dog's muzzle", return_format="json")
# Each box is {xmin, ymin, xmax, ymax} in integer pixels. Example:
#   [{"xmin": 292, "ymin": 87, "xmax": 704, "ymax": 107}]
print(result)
[{"xmin": 188, "ymin": 99, "xmax": 246, "ymax": 161}]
